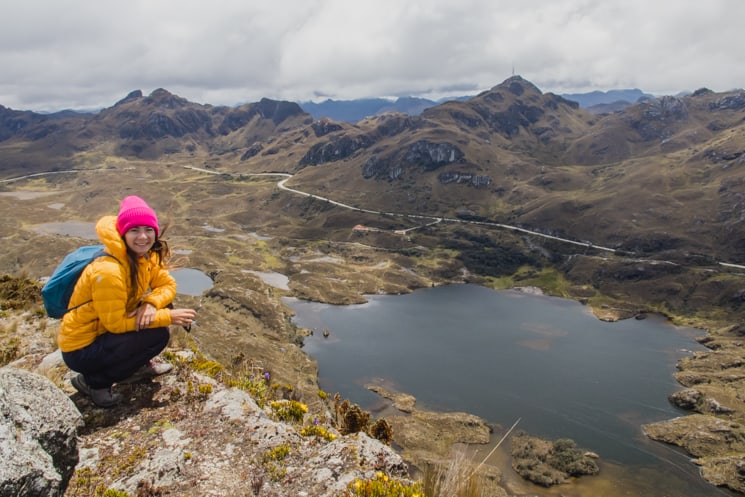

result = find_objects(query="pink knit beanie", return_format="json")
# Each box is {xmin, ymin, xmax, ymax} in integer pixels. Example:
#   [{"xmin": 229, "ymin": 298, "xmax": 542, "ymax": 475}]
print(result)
[{"xmin": 116, "ymin": 196, "xmax": 160, "ymax": 237}]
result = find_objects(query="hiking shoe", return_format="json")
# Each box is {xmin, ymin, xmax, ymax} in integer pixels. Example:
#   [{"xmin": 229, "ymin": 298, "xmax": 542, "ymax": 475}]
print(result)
[
  {"xmin": 118, "ymin": 359, "xmax": 174, "ymax": 384},
  {"xmin": 71, "ymin": 374, "xmax": 121, "ymax": 408}
]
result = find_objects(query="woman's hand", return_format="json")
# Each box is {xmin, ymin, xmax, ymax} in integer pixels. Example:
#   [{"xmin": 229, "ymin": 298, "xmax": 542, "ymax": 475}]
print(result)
[
  {"xmin": 170, "ymin": 308, "xmax": 197, "ymax": 328},
  {"xmin": 130, "ymin": 303, "xmax": 157, "ymax": 331}
]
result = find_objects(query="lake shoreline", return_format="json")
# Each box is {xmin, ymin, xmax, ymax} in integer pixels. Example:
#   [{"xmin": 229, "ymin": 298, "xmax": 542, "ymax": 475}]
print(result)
[{"xmin": 288, "ymin": 282, "xmax": 721, "ymax": 496}]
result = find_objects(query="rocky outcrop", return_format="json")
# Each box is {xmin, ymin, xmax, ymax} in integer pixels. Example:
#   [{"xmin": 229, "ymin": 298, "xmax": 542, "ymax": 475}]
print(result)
[
  {"xmin": 511, "ymin": 433, "xmax": 599, "ymax": 487},
  {"xmin": 404, "ymin": 140, "xmax": 464, "ymax": 170},
  {"xmin": 480, "ymin": 102, "xmax": 546, "ymax": 137},
  {"xmin": 438, "ymin": 171, "xmax": 491, "ymax": 187},
  {"xmin": 369, "ymin": 114, "xmax": 421, "ymax": 137},
  {"xmin": 218, "ymin": 99, "xmax": 308, "ymax": 135},
  {"xmin": 311, "ymin": 118, "xmax": 344, "ymax": 137},
  {"xmin": 1, "ymin": 342, "xmax": 411, "ymax": 497},
  {"xmin": 643, "ymin": 414, "xmax": 745, "ymax": 494},
  {"xmin": 709, "ymin": 91, "xmax": 745, "ymax": 111},
  {"xmin": 629, "ymin": 95, "xmax": 689, "ymax": 141},
  {"xmin": 361, "ymin": 140, "xmax": 464, "ymax": 179},
  {"xmin": 366, "ymin": 385, "xmax": 494, "ymax": 476},
  {"xmin": 300, "ymin": 134, "xmax": 375, "ymax": 165},
  {"xmin": 86, "ymin": 383, "xmax": 409, "ymax": 497},
  {"xmin": 0, "ymin": 367, "xmax": 84, "ymax": 497}
]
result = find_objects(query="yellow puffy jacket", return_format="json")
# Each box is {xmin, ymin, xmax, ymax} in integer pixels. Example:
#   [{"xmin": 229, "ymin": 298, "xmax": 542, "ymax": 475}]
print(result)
[{"xmin": 57, "ymin": 215, "xmax": 176, "ymax": 352}]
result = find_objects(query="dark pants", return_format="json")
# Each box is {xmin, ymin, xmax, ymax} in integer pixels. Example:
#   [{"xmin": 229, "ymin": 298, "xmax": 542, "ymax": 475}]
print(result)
[{"xmin": 62, "ymin": 327, "xmax": 170, "ymax": 389}]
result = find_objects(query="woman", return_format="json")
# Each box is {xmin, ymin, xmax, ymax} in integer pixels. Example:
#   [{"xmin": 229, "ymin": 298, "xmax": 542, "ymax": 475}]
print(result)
[{"xmin": 58, "ymin": 196, "xmax": 196, "ymax": 407}]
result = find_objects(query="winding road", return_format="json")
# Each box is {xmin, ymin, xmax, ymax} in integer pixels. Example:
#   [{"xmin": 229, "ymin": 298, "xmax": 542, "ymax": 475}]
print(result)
[{"xmin": 5, "ymin": 166, "xmax": 745, "ymax": 271}]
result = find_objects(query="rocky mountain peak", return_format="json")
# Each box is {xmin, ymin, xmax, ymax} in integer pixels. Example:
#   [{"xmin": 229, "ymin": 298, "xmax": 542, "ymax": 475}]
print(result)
[
  {"xmin": 114, "ymin": 89, "xmax": 143, "ymax": 107},
  {"xmin": 143, "ymin": 88, "xmax": 190, "ymax": 109},
  {"xmin": 497, "ymin": 75, "xmax": 544, "ymax": 96},
  {"xmin": 254, "ymin": 97, "xmax": 306, "ymax": 124}
]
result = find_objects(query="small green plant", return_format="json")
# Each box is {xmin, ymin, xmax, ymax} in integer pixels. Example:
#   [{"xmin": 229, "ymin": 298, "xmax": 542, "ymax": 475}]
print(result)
[
  {"xmin": 192, "ymin": 358, "xmax": 223, "ymax": 376},
  {"xmin": 261, "ymin": 444, "xmax": 290, "ymax": 463},
  {"xmin": 270, "ymin": 399, "xmax": 308, "ymax": 423},
  {"xmin": 340, "ymin": 471, "xmax": 423, "ymax": 497},
  {"xmin": 261, "ymin": 444, "xmax": 291, "ymax": 482},
  {"xmin": 231, "ymin": 367, "xmax": 275, "ymax": 407},
  {"xmin": 173, "ymin": 346, "xmax": 224, "ymax": 378},
  {"xmin": 102, "ymin": 490, "xmax": 134, "ymax": 497},
  {"xmin": 147, "ymin": 419, "xmax": 174, "ymax": 434},
  {"xmin": 66, "ymin": 467, "xmax": 106, "ymax": 496},
  {"xmin": 300, "ymin": 423, "xmax": 337, "ymax": 442}
]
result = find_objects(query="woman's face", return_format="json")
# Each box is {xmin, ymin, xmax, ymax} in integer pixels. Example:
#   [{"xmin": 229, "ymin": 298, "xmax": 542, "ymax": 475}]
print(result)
[{"xmin": 124, "ymin": 226, "xmax": 156, "ymax": 257}]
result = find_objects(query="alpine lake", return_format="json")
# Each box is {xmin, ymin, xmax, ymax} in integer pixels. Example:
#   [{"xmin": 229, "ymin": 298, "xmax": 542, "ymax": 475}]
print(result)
[{"xmin": 285, "ymin": 283, "xmax": 729, "ymax": 497}]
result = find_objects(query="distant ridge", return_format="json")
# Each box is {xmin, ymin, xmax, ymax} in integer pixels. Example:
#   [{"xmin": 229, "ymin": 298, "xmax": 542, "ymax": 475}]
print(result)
[
  {"xmin": 300, "ymin": 88, "xmax": 655, "ymax": 122},
  {"xmin": 560, "ymin": 88, "xmax": 654, "ymax": 108}
]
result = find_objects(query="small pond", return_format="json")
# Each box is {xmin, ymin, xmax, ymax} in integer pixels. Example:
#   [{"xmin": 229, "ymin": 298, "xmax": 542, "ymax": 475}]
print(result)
[{"xmin": 171, "ymin": 268, "xmax": 213, "ymax": 296}]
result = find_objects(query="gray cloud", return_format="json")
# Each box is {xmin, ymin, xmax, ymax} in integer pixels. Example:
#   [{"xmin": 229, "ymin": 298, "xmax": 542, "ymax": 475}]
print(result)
[{"xmin": 1, "ymin": 0, "xmax": 743, "ymax": 111}]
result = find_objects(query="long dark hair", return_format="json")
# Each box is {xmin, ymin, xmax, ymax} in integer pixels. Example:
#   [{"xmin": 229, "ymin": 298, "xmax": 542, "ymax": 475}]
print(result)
[{"xmin": 124, "ymin": 225, "xmax": 171, "ymax": 294}]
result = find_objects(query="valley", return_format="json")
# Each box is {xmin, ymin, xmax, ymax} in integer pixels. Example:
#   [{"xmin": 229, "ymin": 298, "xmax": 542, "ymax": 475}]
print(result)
[{"xmin": 2, "ymin": 76, "xmax": 745, "ymax": 494}]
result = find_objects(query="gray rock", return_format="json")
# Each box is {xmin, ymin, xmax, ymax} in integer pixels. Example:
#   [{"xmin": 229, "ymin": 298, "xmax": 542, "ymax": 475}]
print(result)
[
  {"xmin": 0, "ymin": 367, "xmax": 83, "ymax": 497},
  {"xmin": 668, "ymin": 388, "xmax": 703, "ymax": 410}
]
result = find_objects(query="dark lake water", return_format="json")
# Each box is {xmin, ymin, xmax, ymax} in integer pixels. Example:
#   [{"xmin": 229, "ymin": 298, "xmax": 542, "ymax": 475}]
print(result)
[
  {"xmin": 172, "ymin": 268, "xmax": 213, "ymax": 296},
  {"xmin": 285, "ymin": 283, "xmax": 728, "ymax": 497}
]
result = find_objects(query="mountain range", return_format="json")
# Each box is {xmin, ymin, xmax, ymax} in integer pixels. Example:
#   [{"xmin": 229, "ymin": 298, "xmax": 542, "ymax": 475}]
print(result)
[
  {"xmin": 299, "ymin": 88, "xmax": 654, "ymax": 122},
  {"xmin": 4, "ymin": 77, "xmax": 745, "ymax": 495},
  {"xmin": 1, "ymin": 76, "xmax": 744, "ymax": 263}
]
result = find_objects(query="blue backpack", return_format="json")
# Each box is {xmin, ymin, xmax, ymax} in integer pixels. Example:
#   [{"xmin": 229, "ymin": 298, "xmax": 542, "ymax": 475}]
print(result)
[{"xmin": 42, "ymin": 245, "xmax": 116, "ymax": 318}]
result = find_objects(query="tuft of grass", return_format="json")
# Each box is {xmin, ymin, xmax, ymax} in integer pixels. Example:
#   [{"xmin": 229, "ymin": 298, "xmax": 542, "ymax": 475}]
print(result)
[
  {"xmin": 0, "ymin": 274, "xmax": 42, "ymax": 310},
  {"xmin": 0, "ymin": 323, "xmax": 20, "ymax": 366},
  {"xmin": 261, "ymin": 443, "xmax": 291, "ymax": 482},
  {"xmin": 270, "ymin": 400, "xmax": 308, "ymax": 423},
  {"xmin": 340, "ymin": 471, "xmax": 423, "ymax": 497},
  {"xmin": 422, "ymin": 447, "xmax": 485, "ymax": 497}
]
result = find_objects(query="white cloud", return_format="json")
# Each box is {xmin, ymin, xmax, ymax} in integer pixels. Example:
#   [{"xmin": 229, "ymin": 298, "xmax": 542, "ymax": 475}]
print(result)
[{"xmin": 0, "ymin": 0, "xmax": 743, "ymax": 111}]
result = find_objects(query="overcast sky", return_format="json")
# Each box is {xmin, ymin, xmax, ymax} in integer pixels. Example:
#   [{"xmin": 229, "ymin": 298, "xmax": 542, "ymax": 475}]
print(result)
[{"xmin": 1, "ymin": 0, "xmax": 743, "ymax": 112}]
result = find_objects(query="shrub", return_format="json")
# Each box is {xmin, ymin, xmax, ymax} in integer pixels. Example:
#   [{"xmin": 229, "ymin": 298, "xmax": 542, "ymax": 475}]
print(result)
[
  {"xmin": 0, "ymin": 274, "xmax": 41, "ymax": 310},
  {"xmin": 231, "ymin": 368, "xmax": 274, "ymax": 407},
  {"xmin": 369, "ymin": 419, "xmax": 393, "ymax": 445},
  {"xmin": 300, "ymin": 424, "xmax": 337, "ymax": 442},
  {"xmin": 340, "ymin": 471, "xmax": 423, "ymax": 497},
  {"xmin": 334, "ymin": 397, "xmax": 370, "ymax": 435},
  {"xmin": 261, "ymin": 444, "xmax": 290, "ymax": 463},
  {"xmin": 270, "ymin": 400, "xmax": 308, "ymax": 423}
]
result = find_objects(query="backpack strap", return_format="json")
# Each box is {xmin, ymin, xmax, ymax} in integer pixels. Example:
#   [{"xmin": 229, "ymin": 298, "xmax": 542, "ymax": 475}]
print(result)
[{"xmin": 66, "ymin": 251, "xmax": 120, "ymax": 314}]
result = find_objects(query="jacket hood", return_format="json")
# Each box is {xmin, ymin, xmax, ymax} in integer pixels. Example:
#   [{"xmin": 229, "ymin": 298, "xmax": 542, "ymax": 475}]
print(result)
[{"xmin": 96, "ymin": 215, "xmax": 128, "ymax": 261}]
